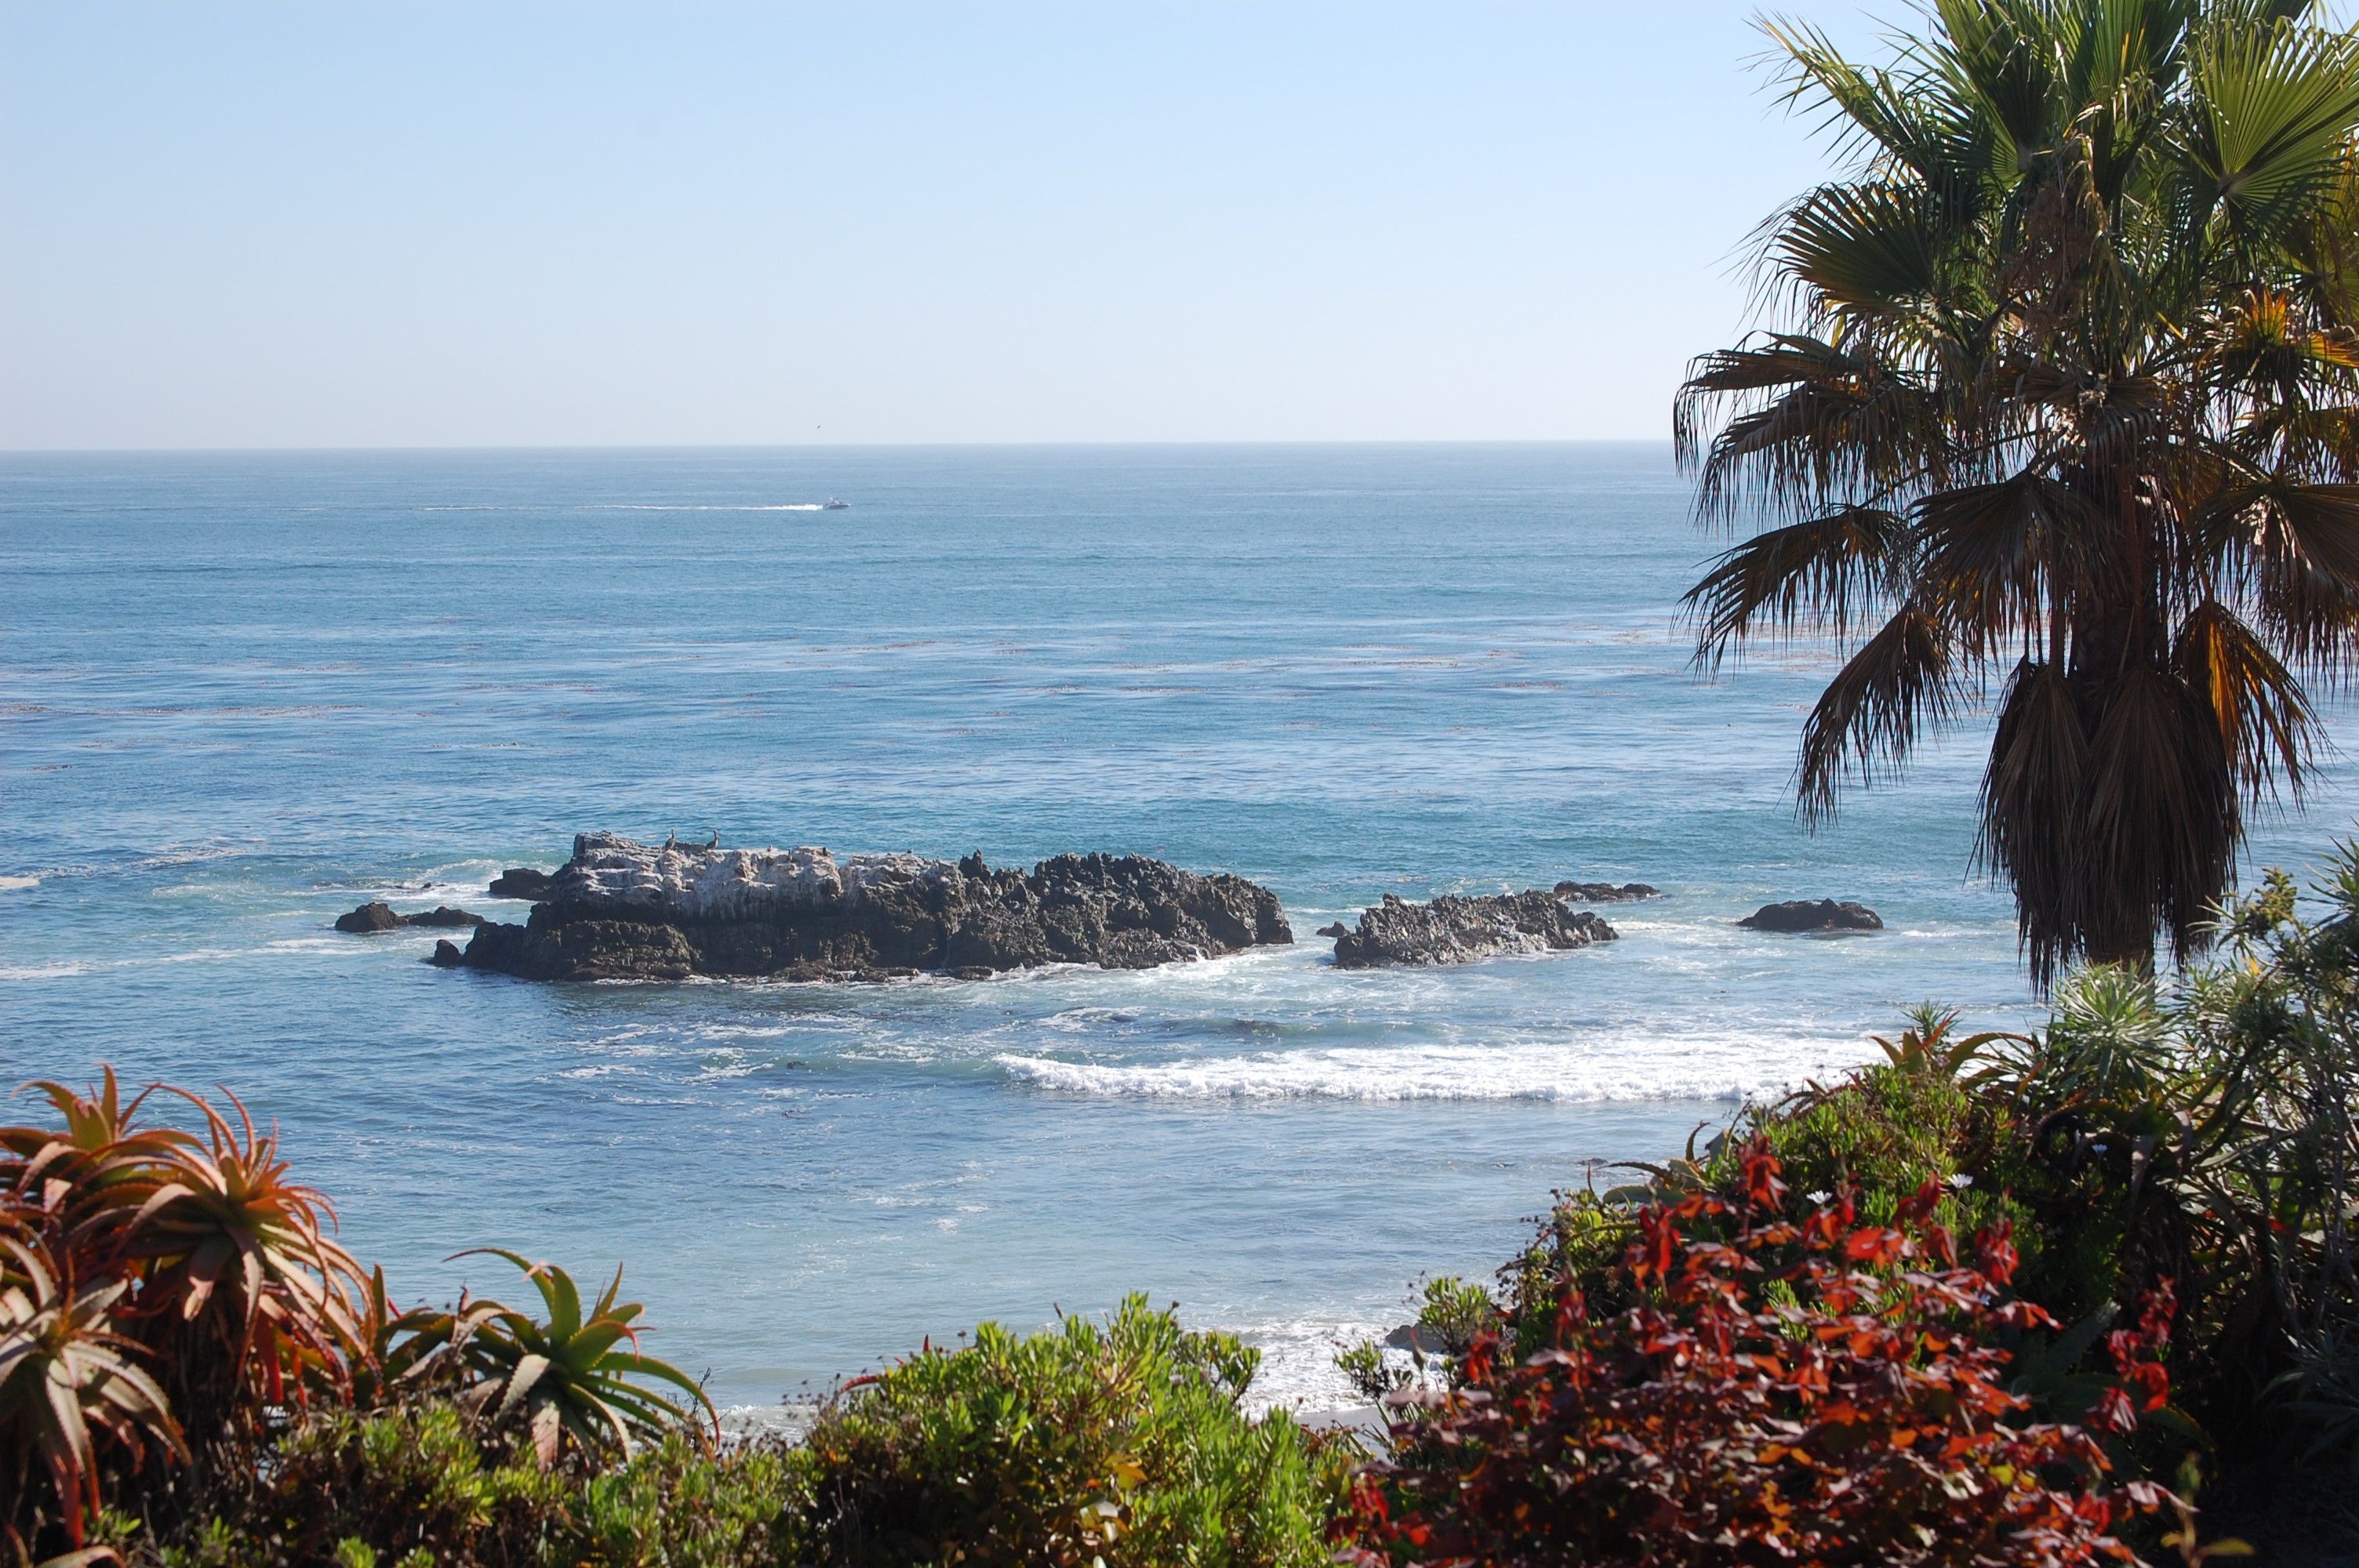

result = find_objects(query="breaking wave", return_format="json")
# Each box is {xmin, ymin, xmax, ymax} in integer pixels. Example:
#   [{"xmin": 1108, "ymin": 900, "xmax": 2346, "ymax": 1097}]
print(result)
[{"xmin": 996, "ymin": 1032, "xmax": 1875, "ymax": 1104}]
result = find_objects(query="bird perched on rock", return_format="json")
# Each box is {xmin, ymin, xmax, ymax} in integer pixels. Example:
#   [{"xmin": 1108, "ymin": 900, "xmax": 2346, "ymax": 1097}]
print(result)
[{"xmin": 706, "ymin": 833, "xmax": 719, "ymax": 850}]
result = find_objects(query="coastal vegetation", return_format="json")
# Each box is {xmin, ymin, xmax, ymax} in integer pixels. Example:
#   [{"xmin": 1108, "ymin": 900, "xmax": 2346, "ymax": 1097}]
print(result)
[
  {"xmin": 1677, "ymin": 0, "xmax": 2359, "ymax": 984},
  {"xmin": 0, "ymin": 1071, "xmax": 1345, "ymax": 1566},
  {"xmin": 9, "ymin": 837, "xmax": 2359, "ymax": 1561}
]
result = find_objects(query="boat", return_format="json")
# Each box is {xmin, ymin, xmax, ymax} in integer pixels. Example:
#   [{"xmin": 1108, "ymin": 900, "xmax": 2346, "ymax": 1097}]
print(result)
[{"xmin": 822, "ymin": 497, "xmax": 849, "ymax": 510}]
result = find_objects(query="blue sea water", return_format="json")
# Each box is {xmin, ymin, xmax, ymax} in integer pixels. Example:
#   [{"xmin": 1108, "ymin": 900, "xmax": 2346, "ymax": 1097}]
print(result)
[{"xmin": 4, "ymin": 442, "xmax": 2354, "ymax": 1412}]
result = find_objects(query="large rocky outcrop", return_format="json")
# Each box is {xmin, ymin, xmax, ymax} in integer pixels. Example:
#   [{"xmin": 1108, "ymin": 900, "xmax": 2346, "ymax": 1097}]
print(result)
[
  {"xmin": 1330, "ymin": 890, "xmax": 1617, "ymax": 968},
  {"xmin": 1738, "ymin": 898, "xmax": 1882, "ymax": 933},
  {"xmin": 451, "ymin": 833, "xmax": 1292, "ymax": 982}
]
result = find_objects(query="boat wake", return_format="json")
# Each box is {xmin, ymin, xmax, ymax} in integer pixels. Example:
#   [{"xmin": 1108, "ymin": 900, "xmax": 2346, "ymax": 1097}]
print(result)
[{"xmin": 586, "ymin": 503, "xmax": 831, "ymax": 513}]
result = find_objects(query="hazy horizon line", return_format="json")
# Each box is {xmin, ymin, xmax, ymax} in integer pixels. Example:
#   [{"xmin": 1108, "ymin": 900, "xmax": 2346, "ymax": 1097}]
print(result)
[{"xmin": 1, "ymin": 436, "xmax": 1680, "ymax": 459}]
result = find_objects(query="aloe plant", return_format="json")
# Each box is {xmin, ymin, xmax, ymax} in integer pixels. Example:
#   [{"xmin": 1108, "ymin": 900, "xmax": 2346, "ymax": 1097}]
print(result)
[
  {"xmin": 136, "ymin": 1089, "xmax": 368, "ymax": 1399},
  {"xmin": 0, "ymin": 1225, "xmax": 184, "ymax": 1552},
  {"xmin": 1870, "ymin": 1002, "xmax": 2023, "ymax": 1086},
  {"xmin": 443, "ymin": 1250, "xmax": 714, "ymax": 1465}
]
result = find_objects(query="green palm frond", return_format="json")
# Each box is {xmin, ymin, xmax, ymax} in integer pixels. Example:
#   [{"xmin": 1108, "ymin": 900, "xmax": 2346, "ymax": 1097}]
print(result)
[
  {"xmin": 2187, "ymin": 18, "xmax": 2359, "ymax": 233},
  {"xmin": 1684, "ymin": 505, "xmax": 1911, "ymax": 658},
  {"xmin": 1917, "ymin": 469, "xmax": 2099, "ymax": 644},
  {"xmin": 1797, "ymin": 604, "xmax": 1965, "ymax": 822},
  {"xmin": 1778, "ymin": 182, "xmax": 1950, "ymax": 319}
]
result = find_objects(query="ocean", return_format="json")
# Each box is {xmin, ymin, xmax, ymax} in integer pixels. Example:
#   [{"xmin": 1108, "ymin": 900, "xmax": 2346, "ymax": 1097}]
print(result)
[{"xmin": 4, "ymin": 442, "xmax": 2350, "ymax": 1413}]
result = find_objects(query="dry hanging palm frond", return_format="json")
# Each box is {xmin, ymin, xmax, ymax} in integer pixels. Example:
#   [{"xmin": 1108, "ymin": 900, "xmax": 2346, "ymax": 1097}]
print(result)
[
  {"xmin": 2077, "ymin": 668, "xmax": 2239, "ymax": 970},
  {"xmin": 2238, "ymin": 480, "xmax": 2359, "ymax": 674},
  {"xmin": 2174, "ymin": 597, "xmax": 2320, "ymax": 800},
  {"xmin": 1979, "ymin": 662, "xmax": 2092, "ymax": 988}
]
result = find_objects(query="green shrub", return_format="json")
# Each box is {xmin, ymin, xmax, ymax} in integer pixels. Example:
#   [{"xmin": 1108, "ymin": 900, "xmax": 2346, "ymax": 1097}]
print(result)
[
  {"xmin": 152, "ymin": 1402, "xmax": 800, "ymax": 1568},
  {"xmin": 1332, "ymin": 1341, "xmax": 1401, "ymax": 1404},
  {"xmin": 560, "ymin": 1430, "xmax": 807, "ymax": 1568},
  {"xmin": 157, "ymin": 1402, "xmax": 563, "ymax": 1567},
  {"xmin": 1409, "ymin": 1276, "xmax": 1496, "ymax": 1358},
  {"xmin": 799, "ymin": 1295, "xmax": 1350, "ymax": 1567}
]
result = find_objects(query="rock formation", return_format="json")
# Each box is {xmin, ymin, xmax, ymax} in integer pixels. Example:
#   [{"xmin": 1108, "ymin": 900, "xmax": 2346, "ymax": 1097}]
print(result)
[
  {"xmin": 449, "ymin": 833, "xmax": 1292, "ymax": 982},
  {"xmin": 488, "ymin": 867, "xmax": 554, "ymax": 900},
  {"xmin": 1737, "ymin": 899, "xmax": 1882, "ymax": 933},
  {"xmin": 1553, "ymin": 880, "xmax": 1660, "ymax": 903},
  {"xmin": 333, "ymin": 902, "xmax": 485, "ymax": 934},
  {"xmin": 1330, "ymin": 891, "xmax": 1616, "ymax": 968}
]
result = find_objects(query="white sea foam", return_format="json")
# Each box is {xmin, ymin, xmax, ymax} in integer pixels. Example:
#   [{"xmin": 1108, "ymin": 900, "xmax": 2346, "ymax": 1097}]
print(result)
[
  {"xmin": 133, "ymin": 840, "xmax": 258, "ymax": 869},
  {"xmin": 997, "ymin": 1031, "xmax": 1874, "ymax": 1103},
  {"xmin": 719, "ymin": 1402, "xmax": 814, "ymax": 1439},
  {"xmin": 0, "ymin": 960, "xmax": 92, "ymax": 981},
  {"xmin": 1227, "ymin": 1317, "xmax": 1396, "ymax": 1415},
  {"xmin": 0, "ymin": 874, "xmax": 38, "ymax": 892}
]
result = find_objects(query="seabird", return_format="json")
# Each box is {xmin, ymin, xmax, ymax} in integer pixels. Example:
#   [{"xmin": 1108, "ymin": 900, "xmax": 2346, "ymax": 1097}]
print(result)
[{"xmin": 706, "ymin": 833, "xmax": 719, "ymax": 850}]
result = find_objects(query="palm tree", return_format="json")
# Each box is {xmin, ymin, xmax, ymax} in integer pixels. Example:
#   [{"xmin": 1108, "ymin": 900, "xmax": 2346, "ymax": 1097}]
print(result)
[{"xmin": 1679, "ymin": 0, "xmax": 2359, "ymax": 985}]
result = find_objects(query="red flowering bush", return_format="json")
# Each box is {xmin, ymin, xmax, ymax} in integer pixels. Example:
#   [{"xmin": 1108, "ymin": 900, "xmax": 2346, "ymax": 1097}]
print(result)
[{"xmin": 1341, "ymin": 1142, "xmax": 2172, "ymax": 1568}]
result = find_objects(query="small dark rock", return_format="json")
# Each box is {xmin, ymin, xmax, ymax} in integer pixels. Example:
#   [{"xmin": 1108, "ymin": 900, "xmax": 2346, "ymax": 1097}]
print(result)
[
  {"xmin": 336, "ymin": 901, "xmax": 484, "ymax": 933},
  {"xmin": 951, "ymin": 965, "xmax": 996, "ymax": 981},
  {"xmin": 1383, "ymin": 1323, "xmax": 1450, "ymax": 1355},
  {"xmin": 1315, "ymin": 921, "xmax": 1350, "ymax": 938},
  {"xmin": 1738, "ymin": 898, "xmax": 1883, "ymax": 933},
  {"xmin": 1554, "ymin": 880, "xmax": 1661, "ymax": 903},
  {"xmin": 488, "ymin": 867, "xmax": 555, "ymax": 900},
  {"xmin": 958, "ymin": 851, "xmax": 988, "ymax": 878},
  {"xmin": 427, "ymin": 939, "xmax": 467, "ymax": 967}
]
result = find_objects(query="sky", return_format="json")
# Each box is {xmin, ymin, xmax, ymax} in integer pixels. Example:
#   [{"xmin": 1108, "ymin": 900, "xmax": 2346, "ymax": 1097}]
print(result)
[{"xmin": 0, "ymin": 2, "xmax": 1881, "ymax": 449}]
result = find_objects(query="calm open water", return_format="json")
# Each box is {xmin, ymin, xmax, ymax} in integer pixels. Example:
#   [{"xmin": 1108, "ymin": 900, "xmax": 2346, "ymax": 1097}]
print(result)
[{"xmin": 5, "ymin": 443, "xmax": 2354, "ymax": 1411}]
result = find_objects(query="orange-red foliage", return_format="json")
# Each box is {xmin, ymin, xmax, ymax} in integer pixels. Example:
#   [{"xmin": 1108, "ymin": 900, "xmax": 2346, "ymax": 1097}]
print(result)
[{"xmin": 1341, "ymin": 1142, "xmax": 2170, "ymax": 1568}]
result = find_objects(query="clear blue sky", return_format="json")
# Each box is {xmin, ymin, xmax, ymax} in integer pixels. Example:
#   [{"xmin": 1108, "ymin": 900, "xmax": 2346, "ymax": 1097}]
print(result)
[{"xmin": 2, "ymin": 2, "xmax": 1882, "ymax": 448}]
